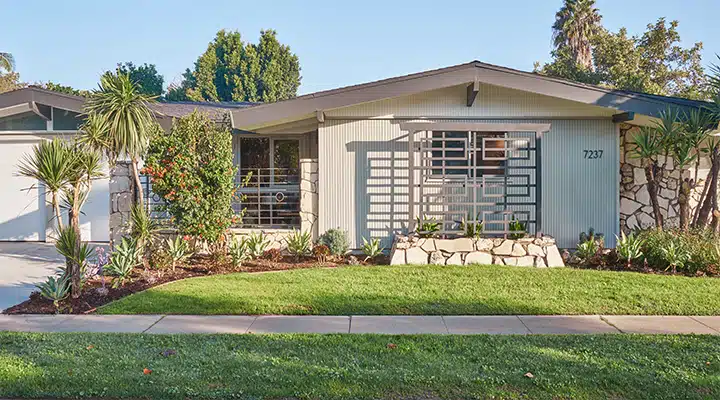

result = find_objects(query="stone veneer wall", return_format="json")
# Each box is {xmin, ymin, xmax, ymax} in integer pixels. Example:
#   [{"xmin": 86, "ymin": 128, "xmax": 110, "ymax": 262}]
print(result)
[
  {"xmin": 108, "ymin": 161, "xmax": 134, "ymax": 246},
  {"xmin": 299, "ymin": 158, "xmax": 319, "ymax": 240},
  {"xmin": 619, "ymin": 125, "xmax": 705, "ymax": 231},
  {"xmin": 389, "ymin": 234, "xmax": 565, "ymax": 267}
]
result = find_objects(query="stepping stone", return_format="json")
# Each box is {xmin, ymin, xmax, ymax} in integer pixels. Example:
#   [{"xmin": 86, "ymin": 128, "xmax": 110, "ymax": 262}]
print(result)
[
  {"xmin": 603, "ymin": 316, "xmax": 718, "ymax": 334},
  {"xmin": 350, "ymin": 316, "xmax": 447, "ymax": 334},
  {"xmin": 443, "ymin": 316, "xmax": 530, "ymax": 335},
  {"xmin": 249, "ymin": 316, "xmax": 349, "ymax": 333},
  {"xmin": 519, "ymin": 315, "xmax": 619, "ymax": 334},
  {"xmin": 146, "ymin": 315, "xmax": 257, "ymax": 334}
]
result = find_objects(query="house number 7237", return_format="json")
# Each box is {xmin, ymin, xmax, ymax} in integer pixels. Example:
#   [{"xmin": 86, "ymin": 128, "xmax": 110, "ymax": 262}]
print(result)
[{"xmin": 583, "ymin": 150, "xmax": 603, "ymax": 159}]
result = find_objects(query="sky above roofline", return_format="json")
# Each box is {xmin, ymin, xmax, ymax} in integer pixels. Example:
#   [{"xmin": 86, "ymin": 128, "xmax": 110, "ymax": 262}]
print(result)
[{"xmin": 1, "ymin": 0, "xmax": 717, "ymax": 96}]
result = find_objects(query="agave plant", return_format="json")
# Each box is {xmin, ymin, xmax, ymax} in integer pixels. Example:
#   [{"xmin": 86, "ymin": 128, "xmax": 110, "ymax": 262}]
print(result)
[
  {"xmin": 615, "ymin": 231, "xmax": 644, "ymax": 269},
  {"xmin": 228, "ymin": 235, "xmax": 249, "ymax": 267},
  {"xmin": 285, "ymin": 230, "xmax": 312, "ymax": 259},
  {"xmin": 165, "ymin": 235, "xmax": 191, "ymax": 270},
  {"xmin": 361, "ymin": 237, "xmax": 384, "ymax": 261},
  {"xmin": 104, "ymin": 238, "xmax": 141, "ymax": 287},
  {"xmin": 35, "ymin": 275, "xmax": 70, "ymax": 311},
  {"xmin": 245, "ymin": 232, "xmax": 269, "ymax": 259}
]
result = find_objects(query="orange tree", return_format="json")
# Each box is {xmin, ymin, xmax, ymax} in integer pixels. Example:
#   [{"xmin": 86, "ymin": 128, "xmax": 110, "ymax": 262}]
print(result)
[{"xmin": 143, "ymin": 112, "xmax": 236, "ymax": 245}]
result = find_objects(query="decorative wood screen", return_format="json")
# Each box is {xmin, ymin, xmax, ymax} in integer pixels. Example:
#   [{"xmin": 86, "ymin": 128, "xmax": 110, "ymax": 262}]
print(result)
[{"xmin": 402, "ymin": 122, "xmax": 550, "ymax": 237}]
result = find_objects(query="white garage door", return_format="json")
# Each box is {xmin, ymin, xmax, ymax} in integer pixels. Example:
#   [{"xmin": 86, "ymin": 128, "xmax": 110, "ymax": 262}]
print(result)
[
  {"xmin": 0, "ymin": 137, "xmax": 110, "ymax": 242},
  {"xmin": 0, "ymin": 138, "xmax": 48, "ymax": 241}
]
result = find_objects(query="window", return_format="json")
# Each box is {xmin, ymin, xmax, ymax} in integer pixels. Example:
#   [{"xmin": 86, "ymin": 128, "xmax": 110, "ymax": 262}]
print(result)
[
  {"xmin": 0, "ymin": 112, "xmax": 46, "ymax": 131},
  {"xmin": 430, "ymin": 131, "xmax": 506, "ymax": 177}
]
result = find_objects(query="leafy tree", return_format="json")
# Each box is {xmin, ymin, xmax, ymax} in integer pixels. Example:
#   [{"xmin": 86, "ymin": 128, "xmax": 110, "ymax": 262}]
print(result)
[
  {"xmin": 538, "ymin": 14, "xmax": 707, "ymax": 99},
  {"xmin": 84, "ymin": 72, "xmax": 157, "ymax": 206},
  {"xmin": 143, "ymin": 112, "xmax": 236, "ymax": 245},
  {"xmin": 0, "ymin": 51, "xmax": 14, "ymax": 72},
  {"xmin": 552, "ymin": 0, "xmax": 602, "ymax": 71},
  {"xmin": 115, "ymin": 62, "xmax": 164, "ymax": 97},
  {"xmin": 167, "ymin": 29, "xmax": 301, "ymax": 102},
  {"xmin": 39, "ymin": 82, "xmax": 91, "ymax": 97},
  {"xmin": 0, "ymin": 72, "xmax": 24, "ymax": 93}
]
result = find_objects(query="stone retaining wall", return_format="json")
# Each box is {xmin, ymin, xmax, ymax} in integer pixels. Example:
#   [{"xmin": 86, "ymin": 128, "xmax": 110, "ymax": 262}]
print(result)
[
  {"xmin": 389, "ymin": 234, "xmax": 565, "ymax": 267},
  {"xmin": 108, "ymin": 161, "xmax": 134, "ymax": 246}
]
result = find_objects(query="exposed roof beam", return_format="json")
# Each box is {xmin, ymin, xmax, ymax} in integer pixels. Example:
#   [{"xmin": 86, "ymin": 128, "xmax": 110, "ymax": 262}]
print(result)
[
  {"xmin": 316, "ymin": 110, "xmax": 325, "ymax": 123},
  {"xmin": 612, "ymin": 112, "xmax": 635, "ymax": 123},
  {"xmin": 0, "ymin": 103, "xmax": 32, "ymax": 119},
  {"xmin": 30, "ymin": 102, "xmax": 52, "ymax": 120},
  {"xmin": 466, "ymin": 77, "xmax": 480, "ymax": 107}
]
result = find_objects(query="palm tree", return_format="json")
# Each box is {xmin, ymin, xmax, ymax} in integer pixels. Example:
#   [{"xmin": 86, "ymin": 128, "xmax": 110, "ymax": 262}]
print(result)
[
  {"xmin": 0, "ymin": 52, "xmax": 14, "ymax": 72},
  {"xmin": 83, "ymin": 72, "xmax": 156, "ymax": 206},
  {"xmin": 552, "ymin": 0, "xmax": 602, "ymax": 71},
  {"xmin": 17, "ymin": 139, "xmax": 72, "ymax": 230}
]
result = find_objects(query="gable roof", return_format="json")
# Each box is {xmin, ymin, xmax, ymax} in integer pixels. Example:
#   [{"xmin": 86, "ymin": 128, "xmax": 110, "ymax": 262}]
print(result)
[
  {"xmin": 230, "ymin": 60, "xmax": 712, "ymax": 130},
  {"xmin": 0, "ymin": 87, "xmax": 255, "ymax": 124}
]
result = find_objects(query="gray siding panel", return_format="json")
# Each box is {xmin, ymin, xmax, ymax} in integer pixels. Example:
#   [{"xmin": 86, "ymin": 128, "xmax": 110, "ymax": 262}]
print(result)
[{"xmin": 319, "ymin": 118, "xmax": 618, "ymax": 249}]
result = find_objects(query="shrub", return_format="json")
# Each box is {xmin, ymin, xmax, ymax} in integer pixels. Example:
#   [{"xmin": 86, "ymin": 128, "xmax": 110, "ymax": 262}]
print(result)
[
  {"xmin": 660, "ymin": 241, "xmax": 691, "ymax": 273},
  {"xmin": 312, "ymin": 244, "xmax": 330, "ymax": 262},
  {"xmin": 415, "ymin": 215, "xmax": 440, "ymax": 238},
  {"xmin": 576, "ymin": 239, "xmax": 599, "ymax": 261},
  {"xmin": 286, "ymin": 230, "xmax": 312, "ymax": 258},
  {"xmin": 318, "ymin": 228, "xmax": 350, "ymax": 256},
  {"xmin": 130, "ymin": 204, "xmax": 158, "ymax": 258},
  {"xmin": 579, "ymin": 227, "xmax": 604, "ymax": 248},
  {"xmin": 245, "ymin": 232, "xmax": 269, "ymax": 259},
  {"xmin": 262, "ymin": 248, "xmax": 283, "ymax": 262},
  {"xmin": 508, "ymin": 217, "xmax": 526, "ymax": 240},
  {"xmin": 105, "ymin": 238, "xmax": 141, "ymax": 287},
  {"xmin": 361, "ymin": 237, "xmax": 384, "ymax": 261},
  {"xmin": 228, "ymin": 236, "xmax": 248, "ymax": 267},
  {"xmin": 165, "ymin": 236, "xmax": 191, "ymax": 270},
  {"xmin": 460, "ymin": 215, "xmax": 483, "ymax": 238},
  {"xmin": 638, "ymin": 229, "xmax": 720, "ymax": 274},
  {"xmin": 35, "ymin": 275, "xmax": 70, "ymax": 310},
  {"xmin": 615, "ymin": 231, "xmax": 644, "ymax": 268},
  {"xmin": 143, "ymin": 112, "xmax": 237, "ymax": 244}
]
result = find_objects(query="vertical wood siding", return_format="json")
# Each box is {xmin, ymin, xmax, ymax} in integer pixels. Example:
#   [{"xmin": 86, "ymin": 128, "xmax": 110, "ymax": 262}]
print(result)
[{"xmin": 319, "ymin": 119, "xmax": 618, "ymax": 249}]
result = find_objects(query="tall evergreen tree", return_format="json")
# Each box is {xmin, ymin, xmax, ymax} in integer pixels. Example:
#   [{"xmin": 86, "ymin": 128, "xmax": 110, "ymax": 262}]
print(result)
[
  {"xmin": 167, "ymin": 29, "xmax": 300, "ymax": 102},
  {"xmin": 116, "ymin": 62, "xmax": 164, "ymax": 97}
]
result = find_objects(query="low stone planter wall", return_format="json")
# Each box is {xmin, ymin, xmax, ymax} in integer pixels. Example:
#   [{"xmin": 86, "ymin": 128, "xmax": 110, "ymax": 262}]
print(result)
[{"xmin": 389, "ymin": 234, "xmax": 564, "ymax": 267}]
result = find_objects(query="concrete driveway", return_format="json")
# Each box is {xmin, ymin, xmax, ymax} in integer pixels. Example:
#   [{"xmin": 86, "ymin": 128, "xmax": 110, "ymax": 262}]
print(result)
[{"xmin": 0, "ymin": 242, "xmax": 64, "ymax": 312}]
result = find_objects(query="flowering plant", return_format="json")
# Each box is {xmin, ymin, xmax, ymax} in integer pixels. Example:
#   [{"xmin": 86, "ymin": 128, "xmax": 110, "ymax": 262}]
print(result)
[{"xmin": 143, "ymin": 112, "xmax": 238, "ymax": 243}]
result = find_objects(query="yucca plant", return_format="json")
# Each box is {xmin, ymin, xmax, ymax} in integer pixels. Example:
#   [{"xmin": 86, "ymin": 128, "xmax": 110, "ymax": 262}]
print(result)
[
  {"xmin": 165, "ymin": 236, "xmax": 191, "ymax": 270},
  {"xmin": 285, "ymin": 230, "xmax": 312, "ymax": 259},
  {"xmin": 361, "ymin": 237, "xmax": 384, "ymax": 261},
  {"xmin": 17, "ymin": 138, "xmax": 72, "ymax": 230},
  {"xmin": 130, "ymin": 204, "xmax": 159, "ymax": 265},
  {"xmin": 55, "ymin": 226, "xmax": 93, "ymax": 284},
  {"xmin": 35, "ymin": 275, "xmax": 70, "ymax": 311},
  {"xmin": 84, "ymin": 71, "xmax": 157, "ymax": 206},
  {"xmin": 615, "ymin": 231, "xmax": 644, "ymax": 269},
  {"xmin": 245, "ymin": 232, "xmax": 269, "ymax": 259},
  {"xmin": 228, "ymin": 236, "xmax": 249, "ymax": 267},
  {"xmin": 105, "ymin": 237, "xmax": 141, "ymax": 287}
]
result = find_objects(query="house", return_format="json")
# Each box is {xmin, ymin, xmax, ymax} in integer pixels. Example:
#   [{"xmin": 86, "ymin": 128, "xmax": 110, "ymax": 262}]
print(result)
[{"xmin": 0, "ymin": 61, "xmax": 711, "ymax": 248}]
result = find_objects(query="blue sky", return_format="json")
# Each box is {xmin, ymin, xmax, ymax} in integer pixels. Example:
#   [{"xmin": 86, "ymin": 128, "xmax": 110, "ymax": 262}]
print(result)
[{"xmin": 2, "ymin": 0, "xmax": 718, "ymax": 95}]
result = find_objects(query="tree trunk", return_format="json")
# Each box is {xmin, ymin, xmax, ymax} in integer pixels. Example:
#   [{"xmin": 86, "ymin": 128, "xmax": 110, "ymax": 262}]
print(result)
[
  {"xmin": 51, "ymin": 192, "xmax": 64, "ymax": 231},
  {"xmin": 69, "ymin": 186, "xmax": 82, "ymax": 299},
  {"xmin": 130, "ymin": 158, "xmax": 144, "ymax": 206},
  {"xmin": 644, "ymin": 163, "xmax": 664, "ymax": 230},
  {"xmin": 678, "ymin": 178, "xmax": 693, "ymax": 231},
  {"xmin": 696, "ymin": 149, "xmax": 720, "ymax": 228}
]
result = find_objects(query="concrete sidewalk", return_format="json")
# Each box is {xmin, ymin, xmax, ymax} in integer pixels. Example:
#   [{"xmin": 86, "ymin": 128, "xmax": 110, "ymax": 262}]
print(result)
[{"xmin": 2, "ymin": 314, "xmax": 720, "ymax": 335}]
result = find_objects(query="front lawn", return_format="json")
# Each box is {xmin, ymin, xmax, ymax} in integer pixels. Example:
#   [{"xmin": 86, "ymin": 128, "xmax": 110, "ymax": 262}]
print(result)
[
  {"xmin": 1, "ymin": 332, "xmax": 719, "ymax": 399},
  {"xmin": 101, "ymin": 264, "xmax": 720, "ymax": 315}
]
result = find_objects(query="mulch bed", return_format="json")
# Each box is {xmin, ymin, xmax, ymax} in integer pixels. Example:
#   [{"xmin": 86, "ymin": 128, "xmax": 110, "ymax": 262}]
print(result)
[{"xmin": 4, "ymin": 255, "xmax": 370, "ymax": 315}]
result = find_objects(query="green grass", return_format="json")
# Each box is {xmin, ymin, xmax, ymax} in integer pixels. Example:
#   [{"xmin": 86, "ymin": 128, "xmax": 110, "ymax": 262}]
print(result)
[
  {"xmin": 1, "ymin": 332, "xmax": 719, "ymax": 399},
  {"xmin": 101, "ymin": 264, "xmax": 720, "ymax": 315}
]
